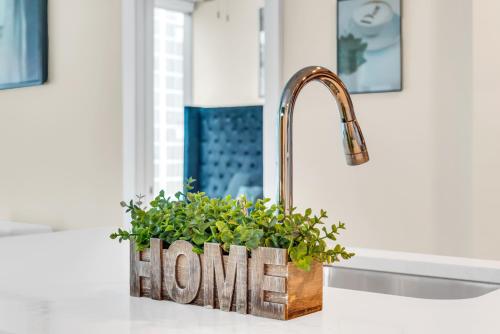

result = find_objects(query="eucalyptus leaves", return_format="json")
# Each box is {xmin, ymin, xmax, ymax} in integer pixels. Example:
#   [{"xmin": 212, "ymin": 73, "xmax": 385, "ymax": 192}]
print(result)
[{"xmin": 111, "ymin": 178, "xmax": 354, "ymax": 271}]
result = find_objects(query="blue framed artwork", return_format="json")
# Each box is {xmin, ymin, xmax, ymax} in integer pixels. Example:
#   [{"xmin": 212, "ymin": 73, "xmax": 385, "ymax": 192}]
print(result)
[
  {"xmin": 337, "ymin": 0, "xmax": 402, "ymax": 94},
  {"xmin": 0, "ymin": 0, "xmax": 48, "ymax": 90}
]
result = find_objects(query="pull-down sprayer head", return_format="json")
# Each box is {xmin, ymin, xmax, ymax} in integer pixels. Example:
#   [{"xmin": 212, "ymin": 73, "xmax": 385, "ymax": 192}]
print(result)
[
  {"xmin": 278, "ymin": 66, "xmax": 369, "ymax": 212},
  {"xmin": 342, "ymin": 119, "xmax": 370, "ymax": 166}
]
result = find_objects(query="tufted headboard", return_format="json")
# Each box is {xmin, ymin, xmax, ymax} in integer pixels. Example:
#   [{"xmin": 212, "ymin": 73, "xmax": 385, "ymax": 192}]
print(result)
[{"xmin": 184, "ymin": 105, "xmax": 263, "ymax": 200}]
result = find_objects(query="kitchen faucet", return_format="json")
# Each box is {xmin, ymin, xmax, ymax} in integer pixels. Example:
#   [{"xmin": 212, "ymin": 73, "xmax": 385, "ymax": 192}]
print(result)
[{"xmin": 278, "ymin": 66, "xmax": 369, "ymax": 213}]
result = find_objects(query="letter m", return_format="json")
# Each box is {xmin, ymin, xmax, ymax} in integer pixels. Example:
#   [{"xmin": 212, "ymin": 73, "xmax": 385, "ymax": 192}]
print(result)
[{"xmin": 203, "ymin": 243, "xmax": 247, "ymax": 313}]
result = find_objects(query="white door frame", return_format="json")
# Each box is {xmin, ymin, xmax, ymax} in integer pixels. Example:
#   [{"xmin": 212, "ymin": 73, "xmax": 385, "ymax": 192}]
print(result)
[
  {"xmin": 122, "ymin": 0, "xmax": 154, "ymax": 227},
  {"xmin": 263, "ymin": 0, "xmax": 284, "ymax": 202},
  {"xmin": 122, "ymin": 0, "xmax": 284, "ymax": 224}
]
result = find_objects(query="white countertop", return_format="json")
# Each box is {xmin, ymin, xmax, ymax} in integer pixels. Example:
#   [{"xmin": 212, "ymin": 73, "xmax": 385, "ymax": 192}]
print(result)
[
  {"xmin": 0, "ymin": 220, "xmax": 52, "ymax": 237},
  {"xmin": 0, "ymin": 228, "xmax": 499, "ymax": 334}
]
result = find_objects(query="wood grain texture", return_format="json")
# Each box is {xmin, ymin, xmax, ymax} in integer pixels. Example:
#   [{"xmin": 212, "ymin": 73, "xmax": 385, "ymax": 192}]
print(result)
[
  {"xmin": 141, "ymin": 253, "xmax": 253, "ymax": 309},
  {"xmin": 163, "ymin": 240, "xmax": 201, "ymax": 304},
  {"xmin": 250, "ymin": 247, "xmax": 287, "ymax": 320},
  {"xmin": 130, "ymin": 239, "xmax": 154, "ymax": 297},
  {"xmin": 130, "ymin": 240, "xmax": 141, "ymax": 297},
  {"xmin": 285, "ymin": 261, "xmax": 323, "ymax": 320},
  {"xmin": 203, "ymin": 243, "xmax": 248, "ymax": 313},
  {"xmin": 231, "ymin": 245, "xmax": 248, "ymax": 313},
  {"xmin": 130, "ymin": 240, "xmax": 154, "ymax": 296},
  {"xmin": 131, "ymin": 240, "xmax": 323, "ymax": 320},
  {"xmin": 141, "ymin": 248, "xmax": 150, "ymax": 261},
  {"xmin": 202, "ymin": 243, "xmax": 221, "ymax": 309},
  {"xmin": 149, "ymin": 238, "xmax": 163, "ymax": 300}
]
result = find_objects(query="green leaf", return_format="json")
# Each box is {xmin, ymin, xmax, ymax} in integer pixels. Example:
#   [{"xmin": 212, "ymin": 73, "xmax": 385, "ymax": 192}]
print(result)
[
  {"xmin": 215, "ymin": 221, "xmax": 226, "ymax": 231},
  {"xmin": 192, "ymin": 246, "xmax": 203, "ymax": 254},
  {"xmin": 192, "ymin": 233, "xmax": 207, "ymax": 245},
  {"xmin": 220, "ymin": 230, "xmax": 234, "ymax": 244},
  {"xmin": 111, "ymin": 178, "xmax": 354, "ymax": 272},
  {"xmin": 296, "ymin": 241, "xmax": 308, "ymax": 257},
  {"xmin": 294, "ymin": 255, "xmax": 313, "ymax": 271}
]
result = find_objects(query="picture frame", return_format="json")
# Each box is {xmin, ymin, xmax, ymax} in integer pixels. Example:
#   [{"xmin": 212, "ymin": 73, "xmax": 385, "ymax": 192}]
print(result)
[
  {"xmin": 336, "ymin": 0, "xmax": 402, "ymax": 94},
  {"xmin": 0, "ymin": 0, "xmax": 48, "ymax": 90}
]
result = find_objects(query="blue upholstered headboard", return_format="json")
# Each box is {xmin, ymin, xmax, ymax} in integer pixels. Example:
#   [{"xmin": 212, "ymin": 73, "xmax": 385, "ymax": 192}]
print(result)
[{"xmin": 184, "ymin": 106, "xmax": 263, "ymax": 199}]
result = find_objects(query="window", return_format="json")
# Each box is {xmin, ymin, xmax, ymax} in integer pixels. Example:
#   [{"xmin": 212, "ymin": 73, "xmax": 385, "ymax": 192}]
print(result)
[{"xmin": 153, "ymin": 7, "xmax": 188, "ymax": 197}]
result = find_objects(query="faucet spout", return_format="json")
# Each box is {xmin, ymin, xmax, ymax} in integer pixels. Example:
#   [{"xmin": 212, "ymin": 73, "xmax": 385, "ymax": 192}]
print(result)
[{"xmin": 278, "ymin": 66, "xmax": 369, "ymax": 213}]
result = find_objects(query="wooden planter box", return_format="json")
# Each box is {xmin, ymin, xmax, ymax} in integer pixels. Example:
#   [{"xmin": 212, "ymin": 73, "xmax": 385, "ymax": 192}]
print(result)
[{"xmin": 130, "ymin": 239, "xmax": 323, "ymax": 320}]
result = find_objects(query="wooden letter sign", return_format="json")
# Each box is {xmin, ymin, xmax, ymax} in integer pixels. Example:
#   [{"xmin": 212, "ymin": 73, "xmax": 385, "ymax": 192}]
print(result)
[{"xmin": 130, "ymin": 239, "xmax": 323, "ymax": 320}]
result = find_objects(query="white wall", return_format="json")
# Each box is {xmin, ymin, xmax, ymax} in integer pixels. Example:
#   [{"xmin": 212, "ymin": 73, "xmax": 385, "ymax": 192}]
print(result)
[
  {"xmin": 0, "ymin": 0, "xmax": 123, "ymax": 230},
  {"xmin": 192, "ymin": 0, "xmax": 264, "ymax": 106},
  {"xmin": 471, "ymin": 1, "xmax": 500, "ymax": 260},
  {"xmin": 264, "ymin": 0, "xmax": 498, "ymax": 259}
]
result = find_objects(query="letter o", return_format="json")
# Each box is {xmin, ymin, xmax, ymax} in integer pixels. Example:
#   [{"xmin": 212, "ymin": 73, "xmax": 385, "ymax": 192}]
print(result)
[{"xmin": 163, "ymin": 240, "xmax": 201, "ymax": 304}]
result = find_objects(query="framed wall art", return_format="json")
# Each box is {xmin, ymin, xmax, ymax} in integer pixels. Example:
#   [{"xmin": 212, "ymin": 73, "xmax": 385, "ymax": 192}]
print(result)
[
  {"xmin": 0, "ymin": 0, "xmax": 48, "ymax": 90},
  {"xmin": 337, "ymin": 0, "xmax": 402, "ymax": 94}
]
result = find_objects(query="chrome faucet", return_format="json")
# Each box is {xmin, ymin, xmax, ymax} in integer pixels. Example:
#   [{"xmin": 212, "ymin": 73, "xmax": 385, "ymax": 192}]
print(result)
[{"xmin": 278, "ymin": 66, "xmax": 369, "ymax": 213}]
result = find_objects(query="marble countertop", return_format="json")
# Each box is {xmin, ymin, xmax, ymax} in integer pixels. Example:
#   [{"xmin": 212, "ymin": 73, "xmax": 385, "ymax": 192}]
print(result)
[{"xmin": 0, "ymin": 228, "xmax": 499, "ymax": 334}]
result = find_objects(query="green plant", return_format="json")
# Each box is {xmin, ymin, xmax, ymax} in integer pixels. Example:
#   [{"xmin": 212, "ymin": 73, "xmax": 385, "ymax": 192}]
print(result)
[{"xmin": 111, "ymin": 178, "xmax": 354, "ymax": 271}]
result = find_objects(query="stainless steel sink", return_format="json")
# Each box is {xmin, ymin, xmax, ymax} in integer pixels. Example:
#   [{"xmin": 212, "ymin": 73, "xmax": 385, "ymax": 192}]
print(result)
[{"xmin": 324, "ymin": 266, "xmax": 500, "ymax": 299}]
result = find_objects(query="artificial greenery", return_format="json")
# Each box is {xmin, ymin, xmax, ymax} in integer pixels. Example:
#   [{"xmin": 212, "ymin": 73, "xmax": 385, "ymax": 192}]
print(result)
[{"xmin": 111, "ymin": 178, "xmax": 354, "ymax": 271}]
